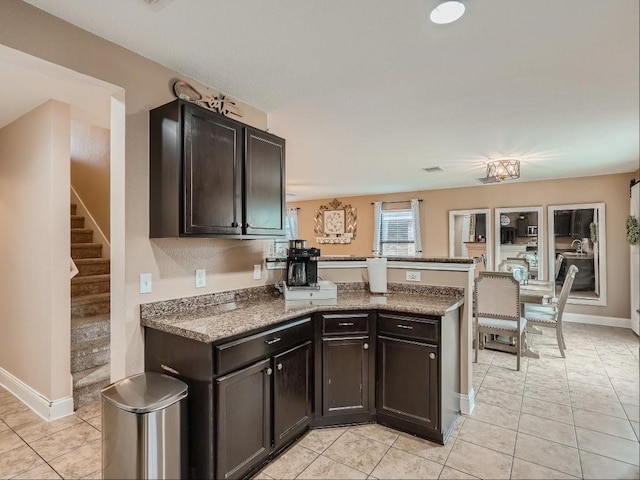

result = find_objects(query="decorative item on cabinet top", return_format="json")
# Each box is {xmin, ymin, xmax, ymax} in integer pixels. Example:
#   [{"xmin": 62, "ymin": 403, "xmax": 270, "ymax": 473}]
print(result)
[
  {"xmin": 314, "ymin": 199, "xmax": 357, "ymax": 244},
  {"xmin": 173, "ymin": 79, "xmax": 242, "ymax": 118}
]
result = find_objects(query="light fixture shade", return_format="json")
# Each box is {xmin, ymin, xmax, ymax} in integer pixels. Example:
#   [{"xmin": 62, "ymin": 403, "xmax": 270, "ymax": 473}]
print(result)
[
  {"xmin": 430, "ymin": 1, "xmax": 466, "ymax": 24},
  {"xmin": 486, "ymin": 159, "xmax": 520, "ymax": 182}
]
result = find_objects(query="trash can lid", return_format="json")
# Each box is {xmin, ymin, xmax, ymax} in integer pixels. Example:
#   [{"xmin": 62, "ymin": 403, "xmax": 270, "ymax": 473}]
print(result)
[{"xmin": 101, "ymin": 372, "xmax": 188, "ymax": 414}]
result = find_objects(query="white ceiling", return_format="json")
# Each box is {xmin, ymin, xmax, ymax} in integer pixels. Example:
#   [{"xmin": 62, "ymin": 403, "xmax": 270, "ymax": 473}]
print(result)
[{"xmin": 23, "ymin": 0, "xmax": 640, "ymax": 200}]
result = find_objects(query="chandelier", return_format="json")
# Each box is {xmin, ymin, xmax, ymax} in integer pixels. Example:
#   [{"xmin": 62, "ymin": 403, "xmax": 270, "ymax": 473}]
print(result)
[{"xmin": 486, "ymin": 159, "xmax": 520, "ymax": 182}]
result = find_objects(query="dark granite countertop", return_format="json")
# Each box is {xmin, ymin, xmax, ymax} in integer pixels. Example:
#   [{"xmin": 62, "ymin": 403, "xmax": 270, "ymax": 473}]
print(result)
[
  {"xmin": 141, "ymin": 283, "xmax": 464, "ymax": 344},
  {"xmin": 265, "ymin": 256, "xmax": 478, "ymax": 264}
]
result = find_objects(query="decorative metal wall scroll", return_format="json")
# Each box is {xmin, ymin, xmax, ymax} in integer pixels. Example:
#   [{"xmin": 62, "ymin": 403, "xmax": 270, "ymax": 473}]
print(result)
[
  {"xmin": 173, "ymin": 80, "xmax": 243, "ymax": 118},
  {"xmin": 314, "ymin": 199, "xmax": 357, "ymax": 244}
]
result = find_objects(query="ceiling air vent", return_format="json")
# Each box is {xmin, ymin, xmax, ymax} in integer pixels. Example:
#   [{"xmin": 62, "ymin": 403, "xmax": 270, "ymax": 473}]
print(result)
[
  {"xmin": 422, "ymin": 166, "xmax": 444, "ymax": 172},
  {"xmin": 477, "ymin": 176, "xmax": 499, "ymax": 184},
  {"xmin": 139, "ymin": 0, "xmax": 175, "ymax": 11}
]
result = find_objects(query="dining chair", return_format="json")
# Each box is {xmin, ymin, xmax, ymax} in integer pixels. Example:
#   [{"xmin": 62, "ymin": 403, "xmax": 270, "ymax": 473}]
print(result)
[
  {"xmin": 498, "ymin": 258, "xmax": 531, "ymax": 283},
  {"xmin": 554, "ymin": 253, "xmax": 565, "ymax": 279},
  {"xmin": 473, "ymin": 271, "xmax": 527, "ymax": 371},
  {"xmin": 517, "ymin": 251, "xmax": 539, "ymax": 268},
  {"xmin": 524, "ymin": 265, "xmax": 578, "ymax": 358}
]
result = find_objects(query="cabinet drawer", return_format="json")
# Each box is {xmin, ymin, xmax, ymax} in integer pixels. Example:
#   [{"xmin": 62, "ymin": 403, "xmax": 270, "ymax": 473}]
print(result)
[
  {"xmin": 377, "ymin": 313, "xmax": 439, "ymax": 343},
  {"xmin": 215, "ymin": 317, "xmax": 312, "ymax": 375},
  {"xmin": 322, "ymin": 313, "xmax": 369, "ymax": 335}
]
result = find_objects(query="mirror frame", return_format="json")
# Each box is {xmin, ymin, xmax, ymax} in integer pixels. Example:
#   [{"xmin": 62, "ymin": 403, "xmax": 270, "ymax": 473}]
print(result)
[
  {"xmin": 547, "ymin": 202, "xmax": 607, "ymax": 306},
  {"xmin": 494, "ymin": 206, "xmax": 545, "ymax": 280},
  {"xmin": 448, "ymin": 209, "xmax": 493, "ymax": 270}
]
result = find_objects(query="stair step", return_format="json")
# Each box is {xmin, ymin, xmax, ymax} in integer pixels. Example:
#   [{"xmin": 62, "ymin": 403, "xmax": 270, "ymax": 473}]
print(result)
[
  {"xmin": 71, "ymin": 274, "xmax": 110, "ymax": 297},
  {"xmin": 71, "ymin": 203, "xmax": 77, "ymax": 216},
  {"xmin": 71, "ymin": 336, "xmax": 109, "ymax": 373},
  {"xmin": 74, "ymin": 258, "xmax": 110, "ymax": 276},
  {"xmin": 71, "ymin": 228, "xmax": 93, "ymax": 244},
  {"xmin": 72, "ymin": 313, "xmax": 110, "ymax": 343},
  {"xmin": 71, "ymin": 215, "xmax": 85, "ymax": 229},
  {"xmin": 71, "ymin": 293, "xmax": 110, "ymax": 319},
  {"xmin": 73, "ymin": 364, "xmax": 110, "ymax": 409},
  {"xmin": 71, "ymin": 243, "xmax": 103, "ymax": 260}
]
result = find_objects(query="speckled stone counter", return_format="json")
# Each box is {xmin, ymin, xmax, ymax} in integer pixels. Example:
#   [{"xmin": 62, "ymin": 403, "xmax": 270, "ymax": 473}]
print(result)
[
  {"xmin": 266, "ymin": 256, "xmax": 479, "ymax": 264},
  {"xmin": 141, "ymin": 283, "xmax": 464, "ymax": 344}
]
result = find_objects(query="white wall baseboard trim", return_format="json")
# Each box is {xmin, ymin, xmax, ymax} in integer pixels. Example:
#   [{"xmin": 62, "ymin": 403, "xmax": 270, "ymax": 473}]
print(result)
[
  {"xmin": 459, "ymin": 388, "xmax": 475, "ymax": 415},
  {"xmin": 0, "ymin": 367, "xmax": 74, "ymax": 421},
  {"xmin": 564, "ymin": 313, "xmax": 631, "ymax": 329}
]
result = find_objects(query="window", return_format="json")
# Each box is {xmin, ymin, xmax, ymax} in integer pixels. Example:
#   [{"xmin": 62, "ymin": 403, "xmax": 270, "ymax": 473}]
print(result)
[
  {"xmin": 373, "ymin": 199, "xmax": 423, "ymax": 257},
  {"xmin": 284, "ymin": 207, "xmax": 298, "ymax": 240},
  {"xmin": 270, "ymin": 208, "xmax": 298, "ymax": 258},
  {"xmin": 380, "ymin": 209, "xmax": 416, "ymax": 256}
]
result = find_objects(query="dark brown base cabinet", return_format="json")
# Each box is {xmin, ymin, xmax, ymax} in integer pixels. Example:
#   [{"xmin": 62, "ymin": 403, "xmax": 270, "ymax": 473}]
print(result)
[
  {"xmin": 317, "ymin": 312, "xmax": 375, "ymax": 424},
  {"xmin": 144, "ymin": 307, "xmax": 460, "ymax": 479},
  {"xmin": 216, "ymin": 341, "xmax": 312, "ymax": 479},
  {"xmin": 377, "ymin": 311, "xmax": 460, "ymax": 444}
]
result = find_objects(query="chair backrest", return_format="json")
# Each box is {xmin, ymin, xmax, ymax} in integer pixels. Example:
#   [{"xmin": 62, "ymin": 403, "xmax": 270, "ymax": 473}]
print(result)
[
  {"xmin": 517, "ymin": 251, "xmax": 539, "ymax": 267},
  {"xmin": 498, "ymin": 258, "xmax": 530, "ymax": 282},
  {"xmin": 474, "ymin": 271, "xmax": 521, "ymax": 320},
  {"xmin": 505, "ymin": 257, "xmax": 530, "ymax": 269},
  {"xmin": 556, "ymin": 264, "xmax": 579, "ymax": 317},
  {"xmin": 555, "ymin": 254, "xmax": 565, "ymax": 279}
]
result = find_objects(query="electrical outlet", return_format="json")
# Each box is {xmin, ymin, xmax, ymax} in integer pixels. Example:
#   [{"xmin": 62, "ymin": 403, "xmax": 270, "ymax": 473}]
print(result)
[
  {"xmin": 406, "ymin": 271, "xmax": 421, "ymax": 282},
  {"xmin": 253, "ymin": 264, "xmax": 262, "ymax": 280},
  {"xmin": 140, "ymin": 273, "xmax": 152, "ymax": 293},
  {"xmin": 195, "ymin": 269, "xmax": 206, "ymax": 288}
]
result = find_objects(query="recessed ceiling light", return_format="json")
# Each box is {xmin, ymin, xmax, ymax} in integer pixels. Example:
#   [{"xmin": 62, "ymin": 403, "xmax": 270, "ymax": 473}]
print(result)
[{"xmin": 429, "ymin": 1, "xmax": 466, "ymax": 25}]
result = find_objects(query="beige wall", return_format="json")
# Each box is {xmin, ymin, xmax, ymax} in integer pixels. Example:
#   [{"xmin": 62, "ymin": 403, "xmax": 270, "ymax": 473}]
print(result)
[
  {"xmin": 0, "ymin": 1, "xmax": 636, "ymax": 391},
  {"xmin": 71, "ymin": 120, "xmax": 110, "ymax": 238},
  {"xmin": 290, "ymin": 173, "xmax": 635, "ymax": 319},
  {"xmin": 0, "ymin": 1, "xmax": 274, "ymax": 380},
  {"xmin": 0, "ymin": 100, "xmax": 71, "ymax": 400}
]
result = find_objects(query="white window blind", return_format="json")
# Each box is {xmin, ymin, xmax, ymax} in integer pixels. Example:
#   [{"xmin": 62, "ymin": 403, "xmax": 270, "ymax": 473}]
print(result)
[
  {"xmin": 380, "ymin": 209, "xmax": 416, "ymax": 256},
  {"xmin": 373, "ymin": 199, "xmax": 422, "ymax": 257}
]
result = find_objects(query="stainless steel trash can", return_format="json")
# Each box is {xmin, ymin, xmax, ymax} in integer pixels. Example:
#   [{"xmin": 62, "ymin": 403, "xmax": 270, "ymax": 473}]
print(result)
[{"xmin": 101, "ymin": 372, "xmax": 188, "ymax": 479}]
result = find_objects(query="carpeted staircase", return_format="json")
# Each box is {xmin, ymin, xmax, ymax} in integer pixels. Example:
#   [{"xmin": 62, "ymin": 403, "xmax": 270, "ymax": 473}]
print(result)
[{"xmin": 70, "ymin": 203, "xmax": 111, "ymax": 409}]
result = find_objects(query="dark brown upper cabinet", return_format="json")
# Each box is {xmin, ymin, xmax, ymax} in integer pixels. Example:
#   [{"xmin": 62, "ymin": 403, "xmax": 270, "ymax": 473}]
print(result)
[{"xmin": 149, "ymin": 99, "xmax": 285, "ymax": 238}]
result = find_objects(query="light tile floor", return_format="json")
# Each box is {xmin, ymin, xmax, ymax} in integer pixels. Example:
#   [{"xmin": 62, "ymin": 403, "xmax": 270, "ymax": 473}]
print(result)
[{"xmin": 0, "ymin": 323, "xmax": 637, "ymax": 479}]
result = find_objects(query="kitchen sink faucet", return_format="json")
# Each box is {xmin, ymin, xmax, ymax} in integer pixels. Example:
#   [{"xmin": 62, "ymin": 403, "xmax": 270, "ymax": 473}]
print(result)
[{"xmin": 571, "ymin": 239, "xmax": 583, "ymax": 254}]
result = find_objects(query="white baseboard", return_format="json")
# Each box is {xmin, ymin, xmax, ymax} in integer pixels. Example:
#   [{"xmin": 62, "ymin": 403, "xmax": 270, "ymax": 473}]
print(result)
[
  {"xmin": 564, "ymin": 313, "xmax": 631, "ymax": 329},
  {"xmin": 459, "ymin": 388, "xmax": 475, "ymax": 415},
  {"xmin": 0, "ymin": 367, "xmax": 74, "ymax": 421}
]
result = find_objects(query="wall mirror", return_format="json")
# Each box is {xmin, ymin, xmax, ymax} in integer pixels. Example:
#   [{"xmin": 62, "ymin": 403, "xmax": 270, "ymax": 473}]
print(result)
[
  {"xmin": 448, "ymin": 209, "xmax": 492, "ymax": 270},
  {"xmin": 494, "ymin": 206, "xmax": 545, "ymax": 280},
  {"xmin": 547, "ymin": 203, "xmax": 606, "ymax": 306}
]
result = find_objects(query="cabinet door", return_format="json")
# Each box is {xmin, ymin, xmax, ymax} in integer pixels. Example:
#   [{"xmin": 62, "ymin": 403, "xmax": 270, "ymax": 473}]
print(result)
[
  {"xmin": 244, "ymin": 127, "xmax": 285, "ymax": 236},
  {"xmin": 322, "ymin": 337, "xmax": 369, "ymax": 416},
  {"xmin": 377, "ymin": 336, "xmax": 438, "ymax": 430},
  {"xmin": 216, "ymin": 358, "xmax": 271, "ymax": 479},
  {"xmin": 273, "ymin": 341, "xmax": 312, "ymax": 448},
  {"xmin": 184, "ymin": 104, "xmax": 242, "ymax": 235}
]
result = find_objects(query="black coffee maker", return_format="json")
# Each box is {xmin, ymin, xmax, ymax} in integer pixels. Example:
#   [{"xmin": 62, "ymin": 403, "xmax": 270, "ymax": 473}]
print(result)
[{"xmin": 286, "ymin": 240, "xmax": 320, "ymax": 287}]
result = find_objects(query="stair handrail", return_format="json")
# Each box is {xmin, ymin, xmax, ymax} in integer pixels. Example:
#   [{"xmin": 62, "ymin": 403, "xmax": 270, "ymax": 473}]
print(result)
[
  {"xmin": 70, "ymin": 258, "xmax": 79, "ymax": 279},
  {"xmin": 71, "ymin": 185, "xmax": 111, "ymax": 259}
]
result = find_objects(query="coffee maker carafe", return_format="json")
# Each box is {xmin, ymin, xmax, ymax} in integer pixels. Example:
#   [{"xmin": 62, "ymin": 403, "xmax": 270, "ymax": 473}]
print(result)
[{"xmin": 285, "ymin": 240, "xmax": 320, "ymax": 288}]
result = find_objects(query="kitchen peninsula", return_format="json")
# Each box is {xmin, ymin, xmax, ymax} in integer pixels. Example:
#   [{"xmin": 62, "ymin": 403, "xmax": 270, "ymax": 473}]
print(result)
[{"xmin": 141, "ymin": 257, "xmax": 473, "ymax": 479}]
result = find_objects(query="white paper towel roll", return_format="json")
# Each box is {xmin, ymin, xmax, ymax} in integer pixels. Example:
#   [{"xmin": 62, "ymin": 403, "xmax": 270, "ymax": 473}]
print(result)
[{"xmin": 366, "ymin": 257, "xmax": 388, "ymax": 293}]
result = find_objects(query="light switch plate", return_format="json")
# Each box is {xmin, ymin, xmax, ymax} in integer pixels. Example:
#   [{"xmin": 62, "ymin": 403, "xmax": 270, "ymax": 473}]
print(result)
[
  {"xmin": 140, "ymin": 273, "xmax": 152, "ymax": 293},
  {"xmin": 406, "ymin": 271, "xmax": 421, "ymax": 282},
  {"xmin": 253, "ymin": 264, "xmax": 262, "ymax": 280},
  {"xmin": 195, "ymin": 269, "xmax": 206, "ymax": 288}
]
